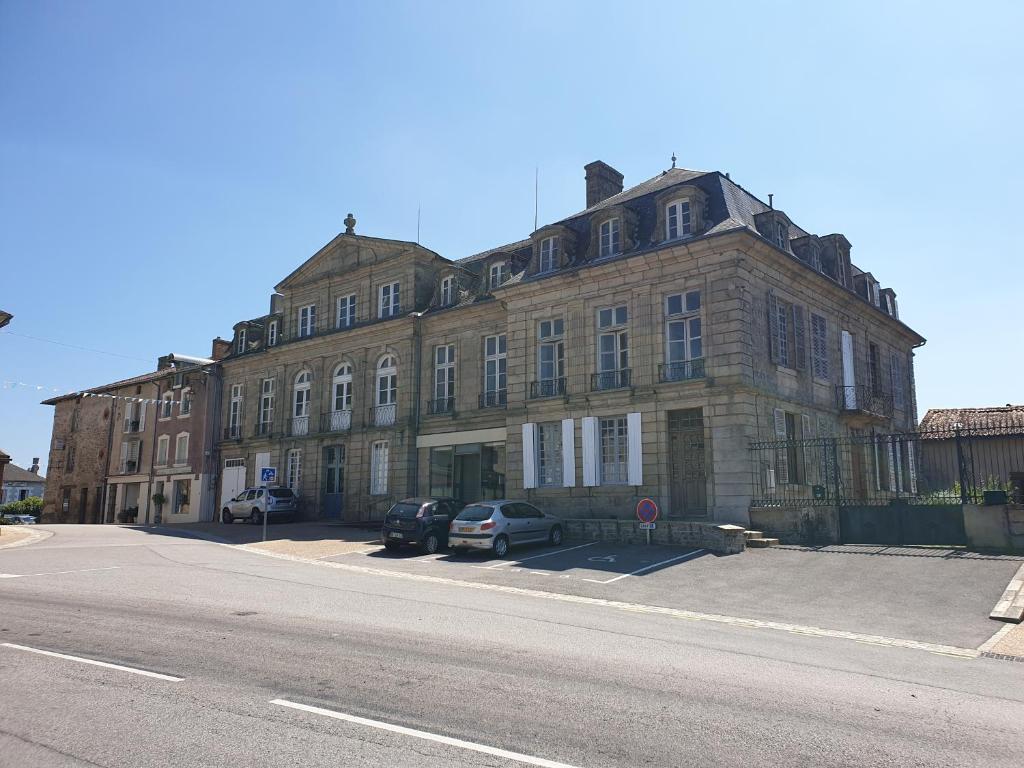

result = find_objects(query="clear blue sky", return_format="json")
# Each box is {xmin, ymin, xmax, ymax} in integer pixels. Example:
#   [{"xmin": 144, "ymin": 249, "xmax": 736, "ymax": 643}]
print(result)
[{"xmin": 2, "ymin": 1, "xmax": 1022, "ymax": 473}]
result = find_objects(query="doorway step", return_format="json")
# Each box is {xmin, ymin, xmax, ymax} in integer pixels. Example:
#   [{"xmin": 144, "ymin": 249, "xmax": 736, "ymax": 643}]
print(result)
[{"xmin": 744, "ymin": 530, "xmax": 779, "ymax": 548}]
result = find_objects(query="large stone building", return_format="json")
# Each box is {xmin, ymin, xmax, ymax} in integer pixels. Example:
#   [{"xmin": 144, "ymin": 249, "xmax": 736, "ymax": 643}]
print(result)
[{"xmin": 217, "ymin": 160, "xmax": 923, "ymax": 525}]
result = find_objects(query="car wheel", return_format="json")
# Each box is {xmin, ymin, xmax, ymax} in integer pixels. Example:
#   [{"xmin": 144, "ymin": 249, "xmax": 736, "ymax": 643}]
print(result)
[
  {"xmin": 221, "ymin": 509, "xmax": 233, "ymax": 524},
  {"xmin": 421, "ymin": 532, "xmax": 440, "ymax": 555},
  {"xmin": 250, "ymin": 509, "xmax": 262, "ymax": 525},
  {"xmin": 384, "ymin": 541, "xmax": 401, "ymax": 551},
  {"xmin": 492, "ymin": 534, "xmax": 510, "ymax": 558},
  {"xmin": 549, "ymin": 525, "xmax": 564, "ymax": 546}
]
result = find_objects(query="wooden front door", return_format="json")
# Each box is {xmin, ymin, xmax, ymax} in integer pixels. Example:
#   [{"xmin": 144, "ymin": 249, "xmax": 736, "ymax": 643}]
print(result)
[{"xmin": 668, "ymin": 409, "xmax": 707, "ymax": 517}]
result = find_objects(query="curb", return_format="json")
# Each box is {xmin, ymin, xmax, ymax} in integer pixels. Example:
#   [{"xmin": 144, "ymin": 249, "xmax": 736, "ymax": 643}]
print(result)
[
  {"xmin": 990, "ymin": 562, "xmax": 1024, "ymax": 623},
  {"xmin": 0, "ymin": 527, "xmax": 53, "ymax": 551}
]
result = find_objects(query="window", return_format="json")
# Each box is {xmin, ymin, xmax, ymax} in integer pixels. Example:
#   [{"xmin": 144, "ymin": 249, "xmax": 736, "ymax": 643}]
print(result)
[
  {"xmin": 228, "ymin": 384, "xmax": 243, "ymax": 437},
  {"xmin": 440, "ymin": 276, "xmax": 455, "ymax": 306},
  {"xmin": 599, "ymin": 218, "xmax": 621, "ymax": 257},
  {"xmin": 267, "ymin": 319, "xmax": 278, "ymax": 346},
  {"xmin": 379, "ymin": 282, "xmax": 400, "ymax": 318},
  {"xmin": 336, "ymin": 294, "xmax": 356, "ymax": 328},
  {"xmin": 811, "ymin": 314, "xmax": 829, "ymax": 380},
  {"xmin": 890, "ymin": 350, "xmax": 905, "ymax": 409},
  {"xmin": 376, "ymin": 356, "xmax": 398, "ymax": 406},
  {"xmin": 160, "ymin": 392, "xmax": 174, "ymax": 419},
  {"xmin": 489, "ymin": 262, "xmax": 510, "ymax": 289},
  {"xmin": 596, "ymin": 305, "xmax": 629, "ymax": 389},
  {"xmin": 539, "ymin": 237, "xmax": 559, "ymax": 273},
  {"xmin": 287, "ymin": 449, "xmax": 302, "ymax": 491},
  {"xmin": 156, "ymin": 435, "xmax": 169, "ymax": 466},
  {"xmin": 768, "ymin": 293, "xmax": 805, "ymax": 370},
  {"xmin": 123, "ymin": 400, "xmax": 145, "ymax": 433},
  {"xmin": 174, "ymin": 433, "xmax": 189, "ymax": 465},
  {"xmin": 775, "ymin": 221, "xmax": 788, "ymax": 250},
  {"xmin": 332, "ymin": 364, "xmax": 353, "ymax": 412},
  {"xmin": 599, "ymin": 417, "xmax": 628, "ymax": 484},
  {"xmin": 236, "ymin": 329, "xmax": 247, "ymax": 354},
  {"xmin": 298, "ymin": 305, "xmax": 317, "ymax": 338},
  {"xmin": 483, "ymin": 334, "xmax": 507, "ymax": 406},
  {"xmin": 173, "ymin": 479, "xmax": 190, "ymax": 515},
  {"xmin": 537, "ymin": 423, "xmax": 563, "ymax": 487},
  {"xmin": 259, "ymin": 378, "xmax": 275, "ymax": 429},
  {"xmin": 179, "ymin": 388, "xmax": 192, "ymax": 417},
  {"xmin": 776, "ymin": 301, "xmax": 790, "ymax": 366},
  {"xmin": 537, "ymin": 319, "xmax": 565, "ymax": 396},
  {"xmin": 869, "ymin": 342, "xmax": 882, "ymax": 396},
  {"xmin": 66, "ymin": 445, "xmax": 76, "ymax": 472},
  {"xmin": 434, "ymin": 344, "xmax": 456, "ymax": 409},
  {"xmin": 665, "ymin": 200, "xmax": 692, "ymax": 240},
  {"xmin": 120, "ymin": 440, "xmax": 141, "ymax": 473},
  {"xmin": 772, "ymin": 408, "xmax": 809, "ymax": 485},
  {"xmin": 665, "ymin": 292, "xmax": 702, "ymax": 380},
  {"xmin": 292, "ymin": 371, "xmax": 311, "ymax": 435},
  {"xmin": 370, "ymin": 441, "xmax": 389, "ymax": 495}
]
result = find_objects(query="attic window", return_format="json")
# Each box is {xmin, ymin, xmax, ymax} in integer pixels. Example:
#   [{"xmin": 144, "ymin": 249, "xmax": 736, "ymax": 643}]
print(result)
[
  {"xmin": 489, "ymin": 262, "xmax": 510, "ymax": 289},
  {"xmin": 665, "ymin": 200, "xmax": 692, "ymax": 241},
  {"xmin": 236, "ymin": 329, "xmax": 247, "ymax": 354},
  {"xmin": 440, "ymin": 276, "xmax": 455, "ymax": 306},
  {"xmin": 599, "ymin": 218, "xmax": 621, "ymax": 257},
  {"xmin": 775, "ymin": 221, "xmax": 788, "ymax": 250},
  {"xmin": 539, "ymin": 237, "xmax": 559, "ymax": 273}
]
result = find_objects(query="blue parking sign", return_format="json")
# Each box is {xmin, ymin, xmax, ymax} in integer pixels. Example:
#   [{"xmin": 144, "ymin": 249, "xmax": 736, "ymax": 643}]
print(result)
[{"xmin": 260, "ymin": 467, "xmax": 277, "ymax": 484}]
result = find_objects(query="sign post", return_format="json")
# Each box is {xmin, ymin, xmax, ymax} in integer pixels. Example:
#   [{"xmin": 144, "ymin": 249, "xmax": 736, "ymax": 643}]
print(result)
[
  {"xmin": 260, "ymin": 468, "xmax": 277, "ymax": 542},
  {"xmin": 636, "ymin": 498, "xmax": 659, "ymax": 545}
]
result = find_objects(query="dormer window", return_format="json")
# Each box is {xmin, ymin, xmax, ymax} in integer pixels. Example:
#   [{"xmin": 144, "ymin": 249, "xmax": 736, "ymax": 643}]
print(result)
[
  {"xmin": 236, "ymin": 329, "xmax": 247, "ymax": 354},
  {"xmin": 775, "ymin": 221, "xmax": 788, "ymax": 250},
  {"xmin": 489, "ymin": 262, "xmax": 510, "ymax": 289},
  {"xmin": 599, "ymin": 218, "xmax": 621, "ymax": 257},
  {"xmin": 267, "ymin": 320, "xmax": 278, "ymax": 347},
  {"xmin": 539, "ymin": 237, "xmax": 559, "ymax": 273},
  {"xmin": 665, "ymin": 200, "xmax": 692, "ymax": 241},
  {"xmin": 440, "ymin": 276, "xmax": 455, "ymax": 306}
]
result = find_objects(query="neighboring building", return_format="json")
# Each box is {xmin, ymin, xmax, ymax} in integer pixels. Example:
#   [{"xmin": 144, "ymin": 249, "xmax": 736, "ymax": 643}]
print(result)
[
  {"xmin": 218, "ymin": 160, "xmax": 923, "ymax": 525},
  {"xmin": 1, "ymin": 458, "xmax": 45, "ymax": 504},
  {"xmin": 41, "ymin": 353, "xmax": 221, "ymax": 524},
  {"xmin": 0, "ymin": 448, "xmax": 10, "ymax": 498}
]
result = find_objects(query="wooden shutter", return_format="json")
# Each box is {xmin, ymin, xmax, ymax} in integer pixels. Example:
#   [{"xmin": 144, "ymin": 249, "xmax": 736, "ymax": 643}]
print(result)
[
  {"xmin": 582, "ymin": 417, "xmax": 599, "ymax": 487},
  {"xmin": 521, "ymin": 423, "xmax": 538, "ymax": 490},
  {"xmin": 767, "ymin": 291, "xmax": 779, "ymax": 363},
  {"xmin": 793, "ymin": 305, "xmax": 807, "ymax": 370},
  {"xmin": 138, "ymin": 401, "xmax": 146, "ymax": 431},
  {"xmin": 773, "ymin": 408, "xmax": 789, "ymax": 485},
  {"xmin": 561, "ymin": 418, "xmax": 576, "ymax": 488},
  {"xmin": 119, "ymin": 441, "xmax": 128, "ymax": 469},
  {"xmin": 627, "ymin": 412, "xmax": 643, "ymax": 486}
]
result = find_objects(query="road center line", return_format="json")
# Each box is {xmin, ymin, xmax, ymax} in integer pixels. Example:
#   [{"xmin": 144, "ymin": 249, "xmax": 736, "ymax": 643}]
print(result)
[
  {"xmin": 1, "ymin": 643, "xmax": 183, "ymax": 681},
  {"xmin": 0, "ymin": 566, "xmax": 121, "ymax": 579},
  {"xmin": 483, "ymin": 542, "xmax": 598, "ymax": 569},
  {"xmin": 270, "ymin": 699, "xmax": 581, "ymax": 768},
  {"xmin": 582, "ymin": 549, "xmax": 706, "ymax": 584}
]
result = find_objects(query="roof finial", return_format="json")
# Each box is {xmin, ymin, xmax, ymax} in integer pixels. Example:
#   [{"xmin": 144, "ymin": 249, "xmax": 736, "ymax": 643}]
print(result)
[
  {"xmin": 671, "ymin": 152, "xmax": 677, "ymax": 169},
  {"xmin": 344, "ymin": 212, "xmax": 356, "ymax": 235}
]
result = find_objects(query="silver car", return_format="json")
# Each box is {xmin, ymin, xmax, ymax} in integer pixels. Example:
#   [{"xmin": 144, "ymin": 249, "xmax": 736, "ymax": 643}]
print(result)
[
  {"xmin": 221, "ymin": 487, "xmax": 297, "ymax": 524},
  {"xmin": 448, "ymin": 500, "xmax": 563, "ymax": 557}
]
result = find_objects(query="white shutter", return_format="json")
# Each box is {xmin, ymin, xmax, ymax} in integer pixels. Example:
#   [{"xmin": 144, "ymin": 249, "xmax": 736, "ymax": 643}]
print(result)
[
  {"xmin": 119, "ymin": 441, "xmax": 128, "ymax": 469},
  {"xmin": 521, "ymin": 423, "xmax": 538, "ymax": 490},
  {"xmin": 137, "ymin": 401, "xmax": 146, "ymax": 431},
  {"xmin": 560, "ymin": 418, "xmax": 576, "ymax": 488},
  {"xmin": 841, "ymin": 330, "xmax": 856, "ymax": 408},
  {"xmin": 582, "ymin": 417, "xmax": 599, "ymax": 487},
  {"xmin": 773, "ymin": 408, "xmax": 789, "ymax": 486},
  {"xmin": 627, "ymin": 412, "xmax": 643, "ymax": 486}
]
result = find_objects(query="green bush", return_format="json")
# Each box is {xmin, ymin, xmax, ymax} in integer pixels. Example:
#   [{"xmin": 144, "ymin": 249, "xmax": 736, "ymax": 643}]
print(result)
[{"xmin": 0, "ymin": 496, "xmax": 44, "ymax": 517}]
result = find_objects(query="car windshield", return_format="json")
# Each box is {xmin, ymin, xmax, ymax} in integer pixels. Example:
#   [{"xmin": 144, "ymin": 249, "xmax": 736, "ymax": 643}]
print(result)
[
  {"xmin": 268, "ymin": 489, "xmax": 293, "ymax": 498},
  {"xmin": 389, "ymin": 502, "xmax": 423, "ymax": 519},
  {"xmin": 455, "ymin": 504, "xmax": 494, "ymax": 522}
]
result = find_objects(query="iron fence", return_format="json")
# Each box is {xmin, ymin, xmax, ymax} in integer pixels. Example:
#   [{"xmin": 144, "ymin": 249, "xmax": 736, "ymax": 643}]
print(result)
[{"xmin": 750, "ymin": 426, "xmax": 1024, "ymax": 507}]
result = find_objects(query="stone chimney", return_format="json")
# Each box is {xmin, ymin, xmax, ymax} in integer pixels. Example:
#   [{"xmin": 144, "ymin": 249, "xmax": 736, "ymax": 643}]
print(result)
[
  {"xmin": 584, "ymin": 161, "xmax": 624, "ymax": 208},
  {"xmin": 30, "ymin": 458, "xmax": 39, "ymax": 474},
  {"xmin": 210, "ymin": 337, "xmax": 232, "ymax": 361}
]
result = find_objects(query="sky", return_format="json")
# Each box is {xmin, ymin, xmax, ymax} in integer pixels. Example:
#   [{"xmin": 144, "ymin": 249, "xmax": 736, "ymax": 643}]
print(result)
[{"xmin": 1, "ymin": 1, "xmax": 1022, "ymax": 474}]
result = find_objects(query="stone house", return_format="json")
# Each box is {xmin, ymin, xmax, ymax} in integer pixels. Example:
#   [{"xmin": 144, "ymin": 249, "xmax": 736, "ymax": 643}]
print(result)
[
  {"xmin": 1, "ymin": 458, "xmax": 45, "ymax": 504},
  {"xmin": 217, "ymin": 160, "xmax": 923, "ymax": 526}
]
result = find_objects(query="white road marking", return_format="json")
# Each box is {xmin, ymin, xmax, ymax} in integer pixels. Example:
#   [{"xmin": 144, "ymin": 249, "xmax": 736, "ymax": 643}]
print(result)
[
  {"xmin": 582, "ymin": 549, "xmax": 706, "ymax": 584},
  {"xmin": 270, "ymin": 699, "xmax": 581, "ymax": 768},
  {"xmin": 1, "ymin": 643, "xmax": 183, "ymax": 681},
  {"xmin": 0, "ymin": 566, "xmax": 121, "ymax": 579},
  {"xmin": 483, "ymin": 542, "xmax": 598, "ymax": 569},
  {"xmin": 978, "ymin": 622, "xmax": 1015, "ymax": 652},
  {"xmin": 587, "ymin": 555, "xmax": 617, "ymax": 563}
]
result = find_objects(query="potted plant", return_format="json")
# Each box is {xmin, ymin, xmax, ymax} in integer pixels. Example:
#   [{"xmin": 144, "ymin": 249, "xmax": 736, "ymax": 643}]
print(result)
[{"xmin": 151, "ymin": 492, "xmax": 167, "ymax": 525}]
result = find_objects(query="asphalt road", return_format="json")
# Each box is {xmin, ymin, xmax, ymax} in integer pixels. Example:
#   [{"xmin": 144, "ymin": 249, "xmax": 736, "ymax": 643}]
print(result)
[{"xmin": 1, "ymin": 525, "xmax": 1022, "ymax": 767}]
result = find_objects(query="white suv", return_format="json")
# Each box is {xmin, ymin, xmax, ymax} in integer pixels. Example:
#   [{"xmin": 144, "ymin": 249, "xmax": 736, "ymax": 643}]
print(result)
[{"xmin": 221, "ymin": 487, "xmax": 297, "ymax": 524}]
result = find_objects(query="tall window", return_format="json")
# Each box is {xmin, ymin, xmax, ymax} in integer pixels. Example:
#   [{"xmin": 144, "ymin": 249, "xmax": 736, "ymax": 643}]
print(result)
[
  {"xmin": 599, "ymin": 417, "xmax": 628, "ymax": 484},
  {"xmin": 228, "ymin": 384, "xmax": 243, "ymax": 437},
  {"xmin": 370, "ymin": 440, "xmax": 389, "ymax": 495},
  {"xmin": 160, "ymin": 393, "xmax": 174, "ymax": 419},
  {"xmin": 434, "ymin": 344, "xmax": 456, "ymax": 409},
  {"xmin": 331, "ymin": 363, "xmax": 352, "ymax": 412},
  {"xmin": 665, "ymin": 292, "xmax": 702, "ymax": 380},
  {"xmin": 539, "ymin": 237, "xmax": 558, "ymax": 273},
  {"xmin": 174, "ymin": 433, "xmax": 189, "ymax": 465},
  {"xmin": 259, "ymin": 378, "xmax": 275, "ymax": 429},
  {"xmin": 538, "ymin": 319, "xmax": 565, "ymax": 396},
  {"xmin": 156, "ymin": 436, "xmax": 169, "ymax": 466},
  {"xmin": 811, "ymin": 314, "xmax": 829, "ymax": 380},
  {"xmin": 336, "ymin": 294, "xmax": 356, "ymax": 328},
  {"xmin": 379, "ymin": 282, "xmax": 400, "ymax": 318},
  {"xmin": 179, "ymin": 388, "xmax": 192, "ymax": 417},
  {"xmin": 775, "ymin": 221, "xmax": 788, "ymax": 250},
  {"xmin": 292, "ymin": 370, "xmax": 311, "ymax": 435},
  {"xmin": 489, "ymin": 262, "xmax": 510, "ymax": 289},
  {"xmin": 298, "ymin": 304, "xmax": 316, "ymax": 338},
  {"xmin": 665, "ymin": 200, "xmax": 692, "ymax": 240},
  {"xmin": 236, "ymin": 329, "xmax": 247, "ymax": 354},
  {"xmin": 287, "ymin": 449, "xmax": 302, "ymax": 491},
  {"xmin": 267, "ymin": 320, "xmax": 278, "ymax": 347},
  {"xmin": 376, "ymin": 356, "xmax": 398, "ymax": 406},
  {"xmin": 599, "ymin": 218, "xmax": 620, "ymax": 257},
  {"xmin": 440, "ymin": 276, "xmax": 455, "ymax": 306},
  {"xmin": 483, "ymin": 334, "xmax": 507, "ymax": 406},
  {"xmin": 869, "ymin": 342, "xmax": 882, "ymax": 396},
  {"xmin": 890, "ymin": 351, "xmax": 905, "ymax": 410},
  {"xmin": 596, "ymin": 305, "xmax": 629, "ymax": 389},
  {"xmin": 776, "ymin": 301, "xmax": 791, "ymax": 367},
  {"xmin": 537, "ymin": 422, "xmax": 563, "ymax": 487}
]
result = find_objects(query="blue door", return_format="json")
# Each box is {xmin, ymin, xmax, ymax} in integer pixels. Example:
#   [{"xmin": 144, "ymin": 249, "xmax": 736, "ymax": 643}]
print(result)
[{"xmin": 322, "ymin": 445, "xmax": 345, "ymax": 519}]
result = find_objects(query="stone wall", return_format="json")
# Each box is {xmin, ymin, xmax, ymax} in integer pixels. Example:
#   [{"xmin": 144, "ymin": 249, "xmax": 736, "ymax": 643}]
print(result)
[
  {"xmin": 749, "ymin": 505, "xmax": 840, "ymax": 545},
  {"xmin": 963, "ymin": 504, "xmax": 1024, "ymax": 552},
  {"xmin": 563, "ymin": 518, "xmax": 745, "ymax": 554}
]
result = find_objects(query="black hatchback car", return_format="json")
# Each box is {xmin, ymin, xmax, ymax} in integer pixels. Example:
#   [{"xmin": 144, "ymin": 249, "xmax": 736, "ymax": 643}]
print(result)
[{"xmin": 382, "ymin": 497, "xmax": 463, "ymax": 554}]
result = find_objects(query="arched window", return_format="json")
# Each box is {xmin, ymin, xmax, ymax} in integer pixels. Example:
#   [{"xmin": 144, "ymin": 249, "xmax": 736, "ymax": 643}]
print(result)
[
  {"xmin": 292, "ymin": 370, "xmax": 312, "ymax": 436},
  {"xmin": 374, "ymin": 356, "xmax": 398, "ymax": 426},
  {"xmin": 330, "ymin": 363, "xmax": 353, "ymax": 431}
]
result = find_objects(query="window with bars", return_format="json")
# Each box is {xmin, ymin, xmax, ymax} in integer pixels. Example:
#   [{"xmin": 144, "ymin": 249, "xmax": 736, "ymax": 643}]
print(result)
[{"xmin": 811, "ymin": 313, "xmax": 829, "ymax": 380}]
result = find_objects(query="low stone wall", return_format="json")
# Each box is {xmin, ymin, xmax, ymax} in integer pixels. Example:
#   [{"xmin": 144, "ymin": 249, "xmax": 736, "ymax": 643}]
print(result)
[
  {"xmin": 748, "ymin": 505, "xmax": 840, "ymax": 546},
  {"xmin": 563, "ymin": 519, "xmax": 745, "ymax": 554},
  {"xmin": 964, "ymin": 504, "xmax": 1024, "ymax": 552}
]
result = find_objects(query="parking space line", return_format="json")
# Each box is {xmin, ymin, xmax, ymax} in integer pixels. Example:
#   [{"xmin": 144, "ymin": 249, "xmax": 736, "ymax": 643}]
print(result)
[
  {"xmin": 0, "ymin": 566, "xmax": 121, "ymax": 579},
  {"xmin": 270, "ymin": 699, "xmax": 581, "ymax": 768},
  {"xmin": 483, "ymin": 542, "xmax": 598, "ymax": 569},
  {"xmin": 582, "ymin": 549, "xmax": 706, "ymax": 584},
  {"xmin": 1, "ymin": 643, "xmax": 183, "ymax": 681}
]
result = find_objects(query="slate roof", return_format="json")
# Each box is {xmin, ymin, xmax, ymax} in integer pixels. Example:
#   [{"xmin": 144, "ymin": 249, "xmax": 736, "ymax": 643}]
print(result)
[
  {"xmin": 2, "ymin": 463, "xmax": 44, "ymax": 484},
  {"xmin": 919, "ymin": 405, "xmax": 1024, "ymax": 435}
]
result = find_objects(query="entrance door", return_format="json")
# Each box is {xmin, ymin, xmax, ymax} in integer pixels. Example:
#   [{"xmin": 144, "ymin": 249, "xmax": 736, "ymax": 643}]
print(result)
[
  {"xmin": 221, "ymin": 460, "xmax": 246, "ymax": 508},
  {"xmin": 323, "ymin": 446, "xmax": 345, "ymax": 519},
  {"xmin": 454, "ymin": 445, "xmax": 482, "ymax": 504},
  {"xmin": 668, "ymin": 409, "xmax": 707, "ymax": 516}
]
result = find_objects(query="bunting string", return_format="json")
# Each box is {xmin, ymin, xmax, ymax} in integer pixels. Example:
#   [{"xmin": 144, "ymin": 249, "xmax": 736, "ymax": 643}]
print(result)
[{"xmin": 2, "ymin": 380, "xmax": 186, "ymax": 406}]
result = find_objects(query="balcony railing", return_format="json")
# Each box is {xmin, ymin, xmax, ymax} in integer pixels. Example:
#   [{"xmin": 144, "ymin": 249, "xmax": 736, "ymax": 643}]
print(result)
[
  {"xmin": 290, "ymin": 415, "xmax": 310, "ymax": 436},
  {"xmin": 591, "ymin": 369, "xmax": 632, "ymax": 391},
  {"xmin": 322, "ymin": 409, "xmax": 352, "ymax": 432},
  {"xmin": 224, "ymin": 424, "xmax": 242, "ymax": 440},
  {"xmin": 122, "ymin": 420, "xmax": 141, "ymax": 434},
  {"xmin": 479, "ymin": 390, "xmax": 507, "ymax": 408},
  {"xmin": 118, "ymin": 460, "xmax": 138, "ymax": 474},
  {"xmin": 836, "ymin": 385, "xmax": 894, "ymax": 419},
  {"xmin": 427, "ymin": 396, "xmax": 455, "ymax": 415},
  {"xmin": 372, "ymin": 403, "xmax": 397, "ymax": 427},
  {"xmin": 530, "ymin": 378, "xmax": 566, "ymax": 399},
  {"xmin": 659, "ymin": 358, "xmax": 706, "ymax": 383},
  {"xmin": 254, "ymin": 421, "xmax": 274, "ymax": 437}
]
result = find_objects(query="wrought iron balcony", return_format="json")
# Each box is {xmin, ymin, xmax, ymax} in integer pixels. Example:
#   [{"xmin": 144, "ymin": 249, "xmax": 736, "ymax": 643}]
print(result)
[
  {"xmin": 479, "ymin": 390, "xmax": 507, "ymax": 408},
  {"xmin": 530, "ymin": 378, "xmax": 566, "ymax": 399},
  {"xmin": 290, "ymin": 415, "xmax": 310, "ymax": 436},
  {"xmin": 426, "ymin": 397, "xmax": 455, "ymax": 415},
  {"xmin": 321, "ymin": 409, "xmax": 352, "ymax": 432},
  {"xmin": 591, "ymin": 369, "xmax": 632, "ymax": 392},
  {"xmin": 836, "ymin": 385, "xmax": 893, "ymax": 420},
  {"xmin": 659, "ymin": 358, "xmax": 706, "ymax": 383},
  {"xmin": 223, "ymin": 424, "xmax": 242, "ymax": 440},
  {"xmin": 372, "ymin": 403, "xmax": 397, "ymax": 427}
]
